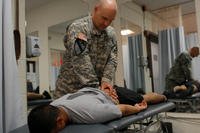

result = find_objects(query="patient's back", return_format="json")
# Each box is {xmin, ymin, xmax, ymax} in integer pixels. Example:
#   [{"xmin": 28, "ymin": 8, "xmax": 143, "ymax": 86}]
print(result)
[{"xmin": 51, "ymin": 87, "xmax": 122, "ymax": 123}]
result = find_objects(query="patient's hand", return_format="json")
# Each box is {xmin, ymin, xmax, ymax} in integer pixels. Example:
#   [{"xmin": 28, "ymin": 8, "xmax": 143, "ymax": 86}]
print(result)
[
  {"xmin": 135, "ymin": 100, "xmax": 147, "ymax": 111},
  {"xmin": 118, "ymin": 100, "xmax": 147, "ymax": 116}
]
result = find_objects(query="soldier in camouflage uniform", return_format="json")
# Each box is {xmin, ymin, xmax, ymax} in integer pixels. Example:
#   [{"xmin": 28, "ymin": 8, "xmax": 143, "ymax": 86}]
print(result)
[
  {"xmin": 54, "ymin": 0, "xmax": 118, "ymax": 99},
  {"xmin": 164, "ymin": 47, "xmax": 200, "ymax": 98}
]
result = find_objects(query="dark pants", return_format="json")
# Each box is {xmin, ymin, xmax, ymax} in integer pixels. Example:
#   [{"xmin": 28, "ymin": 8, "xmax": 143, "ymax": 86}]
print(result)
[
  {"xmin": 114, "ymin": 86, "xmax": 144, "ymax": 105},
  {"xmin": 163, "ymin": 80, "xmax": 200, "ymax": 99},
  {"xmin": 163, "ymin": 88, "xmax": 193, "ymax": 99}
]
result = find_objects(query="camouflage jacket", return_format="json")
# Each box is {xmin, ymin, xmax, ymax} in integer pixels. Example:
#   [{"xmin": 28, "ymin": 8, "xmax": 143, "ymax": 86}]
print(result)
[
  {"xmin": 54, "ymin": 16, "xmax": 118, "ymax": 98},
  {"xmin": 165, "ymin": 52, "xmax": 192, "ymax": 90}
]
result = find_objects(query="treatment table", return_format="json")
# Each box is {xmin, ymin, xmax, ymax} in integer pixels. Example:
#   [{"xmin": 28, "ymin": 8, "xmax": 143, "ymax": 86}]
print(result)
[
  {"xmin": 11, "ymin": 101, "xmax": 175, "ymax": 133},
  {"xmin": 168, "ymin": 92, "xmax": 200, "ymax": 113}
]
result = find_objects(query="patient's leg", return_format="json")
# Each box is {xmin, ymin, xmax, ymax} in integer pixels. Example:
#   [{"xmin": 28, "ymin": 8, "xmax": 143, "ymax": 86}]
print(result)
[
  {"xmin": 143, "ymin": 93, "xmax": 167, "ymax": 104},
  {"xmin": 27, "ymin": 91, "xmax": 52, "ymax": 101},
  {"xmin": 27, "ymin": 92, "xmax": 45, "ymax": 100}
]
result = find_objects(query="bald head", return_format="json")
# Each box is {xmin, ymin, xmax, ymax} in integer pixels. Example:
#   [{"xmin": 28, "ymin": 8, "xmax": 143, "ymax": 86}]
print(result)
[
  {"xmin": 189, "ymin": 46, "xmax": 199, "ymax": 58},
  {"xmin": 92, "ymin": 0, "xmax": 118, "ymax": 31},
  {"xmin": 97, "ymin": 0, "xmax": 118, "ymax": 11}
]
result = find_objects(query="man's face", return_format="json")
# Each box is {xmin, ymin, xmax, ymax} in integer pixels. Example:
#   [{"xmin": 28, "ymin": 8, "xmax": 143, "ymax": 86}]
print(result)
[
  {"xmin": 190, "ymin": 48, "xmax": 199, "ymax": 57},
  {"xmin": 92, "ymin": 5, "xmax": 116, "ymax": 31},
  {"xmin": 193, "ymin": 51, "xmax": 199, "ymax": 57}
]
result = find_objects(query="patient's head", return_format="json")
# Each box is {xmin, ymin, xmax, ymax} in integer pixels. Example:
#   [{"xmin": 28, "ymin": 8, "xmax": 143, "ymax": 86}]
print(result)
[
  {"xmin": 28, "ymin": 105, "xmax": 68, "ymax": 133},
  {"xmin": 189, "ymin": 46, "xmax": 199, "ymax": 58}
]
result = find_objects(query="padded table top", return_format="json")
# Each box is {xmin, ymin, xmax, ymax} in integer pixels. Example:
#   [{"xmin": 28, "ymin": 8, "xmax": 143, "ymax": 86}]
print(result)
[
  {"xmin": 11, "ymin": 102, "xmax": 175, "ymax": 133},
  {"xmin": 10, "ymin": 124, "xmax": 113, "ymax": 133},
  {"xmin": 10, "ymin": 125, "xmax": 29, "ymax": 133},
  {"xmin": 60, "ymin": 124, "xmax": 113, "ymax": 133},
  {"xmin": 106, "ymin": 102, "xmax": 175, "ymax": 130}
]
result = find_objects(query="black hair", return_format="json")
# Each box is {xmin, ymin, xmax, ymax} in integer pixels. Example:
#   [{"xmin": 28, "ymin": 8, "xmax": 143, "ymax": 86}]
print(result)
[{"xmin": 28, "ymin": 104, "xmax": 60, "ymax": 133}]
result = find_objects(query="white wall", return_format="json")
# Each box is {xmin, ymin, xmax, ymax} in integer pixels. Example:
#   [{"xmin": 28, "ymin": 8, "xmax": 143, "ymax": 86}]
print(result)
[
  {"xmin": 26, "ymin": 0, "xmax": 89, "ymax": 33},
  {"xmin": 183, "ymin": 13, "xmax": 197, "ymax": 34},
  {"xmin": 48, "ymin": 31, "xmax": 65, "ymax": 50}
]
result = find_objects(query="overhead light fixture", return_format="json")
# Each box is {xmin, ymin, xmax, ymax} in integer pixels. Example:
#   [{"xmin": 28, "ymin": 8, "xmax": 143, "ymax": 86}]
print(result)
[{"xmin": 120, "ymin": 29, "xmax": 134, "ymax": 36}]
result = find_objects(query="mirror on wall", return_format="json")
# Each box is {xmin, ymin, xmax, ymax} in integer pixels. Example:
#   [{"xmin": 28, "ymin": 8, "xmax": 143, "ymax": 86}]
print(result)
[{"xmin": 48, "ymin": 21, "xmax": 68, "ymax": 91}]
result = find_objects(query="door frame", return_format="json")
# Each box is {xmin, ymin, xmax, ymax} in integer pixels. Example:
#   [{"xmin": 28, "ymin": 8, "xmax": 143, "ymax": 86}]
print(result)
[{"xmin": 144, "ymin": 30, "xmax": 158, "ymax": 92}]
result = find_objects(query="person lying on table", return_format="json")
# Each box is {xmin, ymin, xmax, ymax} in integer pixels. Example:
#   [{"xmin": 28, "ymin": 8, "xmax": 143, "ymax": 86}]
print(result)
[{"xmin": 28, "ymin": 87, "xmax": 166, "ymax": 133}]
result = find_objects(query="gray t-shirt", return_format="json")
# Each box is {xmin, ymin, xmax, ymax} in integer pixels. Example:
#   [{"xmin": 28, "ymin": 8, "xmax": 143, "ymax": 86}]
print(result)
[{"xmin": 51, "ymin": 87, "xmax": 122, "ymax": 124}]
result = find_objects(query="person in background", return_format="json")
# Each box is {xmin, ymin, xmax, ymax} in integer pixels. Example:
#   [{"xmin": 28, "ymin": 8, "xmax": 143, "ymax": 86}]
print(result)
[
  {"xmin": 27, "ymin": 80, "xmax": 51, "ymax": 101},
  {"xmin": 54, "ymin": 0, "xmax": 118, "ymax": 100},
  {"xmin": 164, "ymin": 46, "xmax": 200, "ymax": 98},
  {"xmin": 27, "ymin": 91, "xmax": 51, "ymax": 101}
]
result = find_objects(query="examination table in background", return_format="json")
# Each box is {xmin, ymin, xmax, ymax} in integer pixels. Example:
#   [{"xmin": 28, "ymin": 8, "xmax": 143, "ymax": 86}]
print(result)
[{"xmin": 168, "ymin": 92, "xmax": 200, "ymax": 113}]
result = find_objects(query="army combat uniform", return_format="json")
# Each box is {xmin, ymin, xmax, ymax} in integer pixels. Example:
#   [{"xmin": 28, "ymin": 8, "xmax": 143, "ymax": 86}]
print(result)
[
  {"xmin": 164, "ymin": 52, "xmax": 195, "ymax": 98},
  {"xmin": 54, "ymin": 16, "xmax": 118, "ymax": 99}
]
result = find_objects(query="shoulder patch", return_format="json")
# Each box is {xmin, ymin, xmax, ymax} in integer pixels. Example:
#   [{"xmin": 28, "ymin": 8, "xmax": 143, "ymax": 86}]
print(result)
[
  {"xmin": 74, "ymin": 38, "xmax": 87, "ymax": 55},
  {"xmin": 77, "ymin": 32, "xmax": 87, "ymax": 41},
  {"xmin": 63, "ymin": 35, "xmax": 68, "ymax": 43}
]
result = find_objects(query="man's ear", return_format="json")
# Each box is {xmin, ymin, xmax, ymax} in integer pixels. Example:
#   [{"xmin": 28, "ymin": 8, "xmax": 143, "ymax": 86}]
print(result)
[{"xmin": 56, "ymin": 116, "xmax": 66, "ymax": 131}]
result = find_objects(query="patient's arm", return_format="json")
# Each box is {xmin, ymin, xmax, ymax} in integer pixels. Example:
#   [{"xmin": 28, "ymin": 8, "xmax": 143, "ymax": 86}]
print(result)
[
  {"xmin": 143, "ymin": 93, "xmax": 167, "ymax": 104},
  {"xmin": 117, "ymin": 100, "xmax": 147, "ymax": 116}
]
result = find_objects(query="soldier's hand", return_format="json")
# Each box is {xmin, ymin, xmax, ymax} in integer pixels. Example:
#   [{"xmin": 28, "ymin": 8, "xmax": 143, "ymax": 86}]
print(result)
[
  {"xmin": 101, "ymin": 82, "xmax": 119, "ymax": 104},
  {"xmin": 101, "ymin": 82, "xmax": 112, "ymax": 91}
]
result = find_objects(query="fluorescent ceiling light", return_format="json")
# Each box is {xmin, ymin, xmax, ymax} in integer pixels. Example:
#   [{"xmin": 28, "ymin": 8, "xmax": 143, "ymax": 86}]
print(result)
[{"xmin": 120, "ymin": 29, "xmax": 134, "ymax": 36}]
